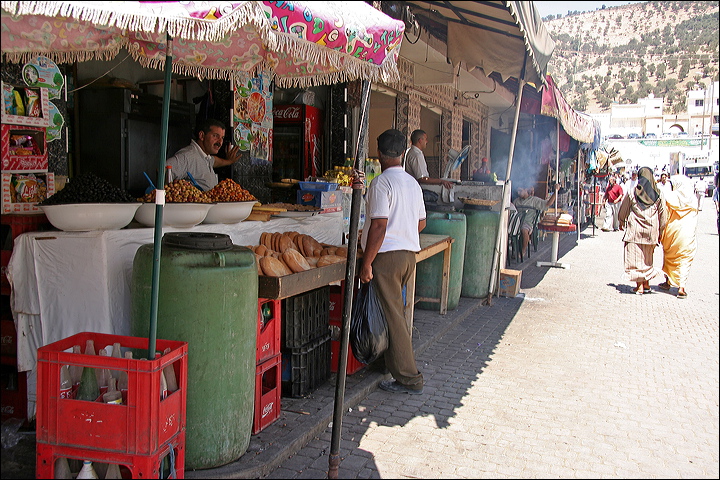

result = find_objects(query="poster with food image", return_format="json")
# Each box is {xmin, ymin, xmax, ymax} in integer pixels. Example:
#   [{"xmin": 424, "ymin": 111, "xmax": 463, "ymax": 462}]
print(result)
[
  {"xmin": 22, "ymin": 56, "xmax": 64, "ymax": 100},
  {"xmin": 250, "ymin": 125, "xmax": 269, "ymax": 165},
  {"xmin": 233, "ymin": 71, "xmax": 271, "ymax": 127},
  {"xmin": 233, "ymin": 121, "xmax": 251, "ymax": 151}
]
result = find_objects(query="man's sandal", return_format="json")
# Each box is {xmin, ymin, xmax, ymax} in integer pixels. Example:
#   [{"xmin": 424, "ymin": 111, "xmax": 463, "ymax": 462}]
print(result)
[{"xmin": 658, "ymin": 282, "xmax": 671, "ymax": 291}]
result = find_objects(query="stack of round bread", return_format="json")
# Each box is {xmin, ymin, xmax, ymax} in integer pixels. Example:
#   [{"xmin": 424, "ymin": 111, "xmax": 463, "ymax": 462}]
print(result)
[{"xmin": 248, "ymin": 231, "xmax": 348, "ymax": 276}]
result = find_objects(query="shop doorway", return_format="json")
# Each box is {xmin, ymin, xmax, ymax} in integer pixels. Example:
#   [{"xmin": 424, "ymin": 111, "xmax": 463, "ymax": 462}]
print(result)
[
  {"xmin": 367, "ymin": 87, "xmax": 398, "ymax": 159},
  {"xmin": 420, "ymin": 103, "xmax": 442, "ymax": 178}
]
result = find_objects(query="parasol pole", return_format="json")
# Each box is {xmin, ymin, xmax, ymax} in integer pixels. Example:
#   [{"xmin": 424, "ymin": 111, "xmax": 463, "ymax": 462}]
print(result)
[
  {"xmin": 555, "ymin": 119, "xmax": 560, "ymax": 211},
  {"xmin": 486, "ymin": 56, "xmax": 528, "ymax": 305},
  {"xmin": 147, "ymin": 33, "xmax": 173, "ymax": 360},
  {"xmin": 328, "ymin": 79, "xmax": 372, "ymax": 479}
]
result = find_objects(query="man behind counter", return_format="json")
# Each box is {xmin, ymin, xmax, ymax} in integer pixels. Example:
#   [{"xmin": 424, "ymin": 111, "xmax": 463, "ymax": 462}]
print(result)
[
  {"xmin": 404, "ymin": 129, "xmax": 455, "ymax": 189},
  {"xmin": 166, "ymin": 118, "xmax": 241, "ymax": 191}
]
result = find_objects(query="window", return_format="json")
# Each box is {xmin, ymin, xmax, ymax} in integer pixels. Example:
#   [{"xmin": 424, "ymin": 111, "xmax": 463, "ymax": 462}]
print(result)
[{"xmin": 695, "ymin": 99, "xmax": 704, "ymax": 107}]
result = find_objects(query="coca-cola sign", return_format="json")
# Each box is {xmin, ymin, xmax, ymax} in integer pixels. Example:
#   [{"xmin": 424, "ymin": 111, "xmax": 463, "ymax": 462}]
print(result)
[{"xmin": 273, "ymin": 105, "xmax": 301, "ymax": 120}]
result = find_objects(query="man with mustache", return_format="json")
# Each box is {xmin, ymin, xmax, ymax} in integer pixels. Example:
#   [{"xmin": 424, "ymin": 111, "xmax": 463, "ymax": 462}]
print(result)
[{"xmin": 167, "ymin": 118, "xmax": 241, "ymax": 191}]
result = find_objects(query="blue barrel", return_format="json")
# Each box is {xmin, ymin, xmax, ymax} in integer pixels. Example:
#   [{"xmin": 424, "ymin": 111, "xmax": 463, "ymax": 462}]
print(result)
[
  {"xmin": 415, "ymin": 211, "xmax": 466, "ymax": 311},
  {"xmin": 131, "ymin": 232, "xmax": 257, "ymax": 469},
  {"xmin": 461, "ymin": 209, "xmax": 500, "ymax": 298}
]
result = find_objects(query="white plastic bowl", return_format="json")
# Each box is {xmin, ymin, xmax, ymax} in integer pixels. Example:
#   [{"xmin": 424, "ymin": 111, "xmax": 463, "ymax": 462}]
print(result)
[
  {"xmin": 39, "ymin": 203, "xmax": 141, "ymax": 232},
  {"xmin": 134, "ymin": 202, "xmax": 213, "ymax": 228},
  {"xmin": 202, "ymin": 201, "xmax": 256, "ymax": 224}
]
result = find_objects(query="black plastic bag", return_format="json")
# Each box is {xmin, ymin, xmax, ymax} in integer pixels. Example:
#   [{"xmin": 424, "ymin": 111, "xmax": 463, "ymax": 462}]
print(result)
[{"xmin": 349, "ymin": 280, "xmax": 389, "ymax": 364}]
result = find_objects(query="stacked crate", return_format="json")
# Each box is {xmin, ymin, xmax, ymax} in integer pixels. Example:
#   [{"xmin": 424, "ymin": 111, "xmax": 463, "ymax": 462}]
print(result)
[
  {"xmin": 254, "ymin": 298, "xmax": 281, "ymax": 434},
  {"xmin": 328, "ymin": 283, "xmax": 364, "ymax": 375},
  {"xmin": 35, "ymin": 332, "xmax": 187, "ymax": 479},
  {"xmin": 281, "ymin": 287, "xmax": 331, "ymax": 398}
]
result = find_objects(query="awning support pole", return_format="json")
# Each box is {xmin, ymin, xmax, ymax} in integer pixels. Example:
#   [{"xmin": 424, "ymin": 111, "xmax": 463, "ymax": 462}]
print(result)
[
  {"xmin": 328, "ymin": 79, "xmax": 372, "ymax": 479},
  {"xmin": 486, "ymin": 57, "xmax": 527, "ymax": 304},
  {"xmin": 147, "ymin": 34, "xmax": 173, "ymax": 360}
]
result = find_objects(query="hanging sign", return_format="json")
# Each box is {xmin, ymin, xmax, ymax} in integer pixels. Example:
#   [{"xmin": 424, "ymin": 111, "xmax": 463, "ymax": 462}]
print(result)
[{"xmin": 22, "ymin": 56, "xmax": 64, "ymax": 100}]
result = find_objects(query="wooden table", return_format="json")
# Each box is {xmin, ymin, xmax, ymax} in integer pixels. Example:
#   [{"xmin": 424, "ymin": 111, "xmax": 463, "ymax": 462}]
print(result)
[
  {"xmin": 536, "ymin": 224, "xmax": 577, "ymax": 269},
  {"xmin": 405, "ymin": 233, "xmax": 454, "ymax": 330}
]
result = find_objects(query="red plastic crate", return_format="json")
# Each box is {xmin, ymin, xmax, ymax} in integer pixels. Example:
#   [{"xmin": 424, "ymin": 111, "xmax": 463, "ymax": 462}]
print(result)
[
  {"xmin": 36, "ymin": 431, "xmax": 185, "ymax": 479},
  {"xmin": 328, "ymin": 284, "xmax": 343, "ymax": 323},
  {"xmin": 257, "ymin": 298, "xmax": 281, "ymax": 364},
  {"xmin": 329, "ymin": 318, "xmax": 364, "ymax": 375},
  {"xmin": 253, "ymin": 354, "xmax": 281, "ymax": 435},
  {"xmin": 36, "ymin": 332, "xmax": 188, "ymax": 459}
]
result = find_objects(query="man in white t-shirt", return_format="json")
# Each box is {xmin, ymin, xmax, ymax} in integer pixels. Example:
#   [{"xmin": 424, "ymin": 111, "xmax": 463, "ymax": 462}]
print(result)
[
  {"xmin": 361, "ymin": 129, "xmax": 426, "ymax": 395},
  {"xmin": 694, "ymin": 176, "xmax": 708, "ymax": 211}
]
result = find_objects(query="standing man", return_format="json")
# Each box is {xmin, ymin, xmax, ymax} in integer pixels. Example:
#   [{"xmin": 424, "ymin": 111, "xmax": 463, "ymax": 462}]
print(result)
[
  {"xmin": 694, "ymin": 176, "xmax": 708, "ymax": 211},
  {"xmin": 361, "ymin": 129, "xmax": 426, "ymax": 395},
  {"xmin": 657, "ymin": 172, "xmax": 673, "ymax": 197},
  {"xmin": 602, "ymin": 174, "xmax": 624, "ymax": 231},
  {"xmin": 622, "ymin": 170, "xmax": 639, "ymax": 198},
  {"xmin": 404, "ymin": 129, "xmax": 455, "ymax": 189},
  {"xmin": 167, "ymin": 118, "xmax": 241, "ymax": 191}
]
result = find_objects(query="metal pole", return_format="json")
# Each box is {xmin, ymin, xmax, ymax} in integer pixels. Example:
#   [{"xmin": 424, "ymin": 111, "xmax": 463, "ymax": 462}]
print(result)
[
  {"xmin": 328, "ymin": 79, "xmax": 372, "ymax": 479},
  {"xmin": 147, "ymin": 34, "xmax": 173, "ymax": 360},
  {"xmin": 486, "ymin": 58, "xmax": 527, "ymax": 304}
]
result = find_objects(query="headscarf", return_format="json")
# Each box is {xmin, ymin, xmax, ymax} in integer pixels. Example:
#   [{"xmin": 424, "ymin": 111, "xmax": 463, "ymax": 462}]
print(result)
[
  {"xmin": 665, "ymin": 175, "xmax": 697, "ymax": 214},
  {"xmin": 635, "ymin": 166, "xmax": 660, "ymax": 206}
]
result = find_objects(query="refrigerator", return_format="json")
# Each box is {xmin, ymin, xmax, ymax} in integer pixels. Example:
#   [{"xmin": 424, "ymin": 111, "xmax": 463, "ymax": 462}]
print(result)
[{"xmin": 272, "ymin": 104, "xmax": 323, "ymax": 181}]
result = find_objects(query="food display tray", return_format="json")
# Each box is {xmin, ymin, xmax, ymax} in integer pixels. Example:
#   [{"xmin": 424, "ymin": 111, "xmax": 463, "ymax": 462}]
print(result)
[{"xmin": 258, "ymin": 261, "xmax": 345, "ymax": 300}]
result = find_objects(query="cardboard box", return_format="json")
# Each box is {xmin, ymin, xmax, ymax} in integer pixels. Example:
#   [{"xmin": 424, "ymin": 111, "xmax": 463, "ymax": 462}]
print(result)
[
  {"xmin": 1, "ymin": 83, "xmax": 51, "ymax": 127},
  {"xmin": 297, "ymin": 189, "xmax": 342, "ymax": 209},
  {"xmin": 498, "ymin": 268, "xmax": 522, "ymax": 297},
  {"xmin": 1, "ymin": 124, "xmax": 48, "ymax": 171},
  {"xmin": 2, "ymin": 172, "xmax": 55, "ymax": 214}
]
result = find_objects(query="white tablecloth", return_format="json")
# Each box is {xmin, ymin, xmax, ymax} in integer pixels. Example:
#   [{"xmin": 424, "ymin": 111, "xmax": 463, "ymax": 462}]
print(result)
[{"xmin": 7, "ymin": 212, "xmax": 343, "ymax": 416}]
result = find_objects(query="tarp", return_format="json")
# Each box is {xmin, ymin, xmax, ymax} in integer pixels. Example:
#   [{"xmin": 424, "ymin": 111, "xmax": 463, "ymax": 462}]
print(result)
[
  {"xmin": 1, "ymin": 1, "xmax": 405, "ymax": 87},
  {"xmin": 407, "ymin": 1, "xmax": 554, "ymax": 88},
  {"xmin": 540, "ymin": 75, "xmax": 596, "ymax": 143}
]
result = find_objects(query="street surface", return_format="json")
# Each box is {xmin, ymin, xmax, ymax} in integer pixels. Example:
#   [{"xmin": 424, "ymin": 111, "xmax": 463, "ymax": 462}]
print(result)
[{"xmin": 265, "ymin": 206, "xmax": 719, "ymax": 479}]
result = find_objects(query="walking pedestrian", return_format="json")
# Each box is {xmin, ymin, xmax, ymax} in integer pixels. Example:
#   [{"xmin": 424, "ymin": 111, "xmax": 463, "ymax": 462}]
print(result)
[
  {"xmin": 713, "ymin": 172, "xmax": 720, "ymax": 235},
  {"xmin": 659, "ymin": 175, "xmax": 697, "ymax": 299},
  {"xmin": 618, "ymin": 167, "xmax": 667, "ymax": 294},
  {"xmin": 602, "ymin": 174, "xmax": 624, "ymax": 231},
  {"xmin": 360, "ymin": 128, "xmax": 426, "ymax": 395},
  {"xmin": 694, "ymin": 176, "xmax": 708, "ymax": 211}
]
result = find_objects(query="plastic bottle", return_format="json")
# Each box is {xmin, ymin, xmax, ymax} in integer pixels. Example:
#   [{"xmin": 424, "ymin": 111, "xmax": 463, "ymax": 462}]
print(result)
[
  {"xmin": 69, "ymin": 345, "xmax": 83, "ymax": 386},
  {"xmin": 102, "ymin": 377, "xmax": 122, "ymax": 405},
  {"xmin": 54, "ymin": 457, "xmax": 72, "ymax": 479},
  {"xmin": 165, "ymin": 165, "xmax": 173, "ymax": 185},
  {"xmin": 76, "ymin": 460, "xmax": 99, "ymax": 479},
  {"xmin": 162, "ymin": 348, "xmax": 178, "ymax": 393},
  {"xmin": 60, "ymin": 365, "xmax": 72, "ymax": 399},
  {"xmin": 110, "ymin": 342, "xmax": 122, "ymax": 380},
  {"xmin": 160, "ymin": 369, "xmax": 168, "ymax": 400},
  {"xmin": 76, "ymin": 366, "xmax": 100, "ymax": 402}
]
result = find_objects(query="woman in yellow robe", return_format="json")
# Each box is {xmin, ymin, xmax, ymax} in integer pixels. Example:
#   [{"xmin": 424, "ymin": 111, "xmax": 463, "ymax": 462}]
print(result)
[{"xmin": 659, "ymin": 175, "xmax": 698, "ymax": 298}]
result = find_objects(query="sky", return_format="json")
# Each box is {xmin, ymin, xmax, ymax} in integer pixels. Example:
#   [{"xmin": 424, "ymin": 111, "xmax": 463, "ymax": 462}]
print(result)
[{"xmin": 534, "ymin": 1, "xmax": 645, "ymax": 18}]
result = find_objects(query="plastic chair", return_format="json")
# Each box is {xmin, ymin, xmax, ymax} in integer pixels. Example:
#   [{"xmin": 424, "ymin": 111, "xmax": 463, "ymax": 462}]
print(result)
[
  {"xmin": 507, "ymin": 209, "xmax": 526, "ymax": 263},
  {"xmin": 515, "ymin": 206, "xmax": 540, "ymax": 258}
]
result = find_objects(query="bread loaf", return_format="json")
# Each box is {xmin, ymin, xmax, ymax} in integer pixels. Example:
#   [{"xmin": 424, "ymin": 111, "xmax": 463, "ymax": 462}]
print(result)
[
  {"xmin": 317, "ymin": 254, "xmax": 345, "ymax": 267},
  {"xmin": 260, "ymin": 256, "xmax": 292, "ymax": 276},
  {"xmin": 282, "ymin": 248, "xmax": 311, "ymax": 273},
  {"xmin": 254, "ymin": 244, "xmax": 267, "ymax": 256},
  {"xmin": 334, "ymin": 246, "xmax": 348, "ymax": 258},
  {"xmin": 305, "ymin": 256, "xmax": 320, "ymax": 267},
  {"xmin": 278, "ymin": 234, "xmax": 293, "ymax": 253}
]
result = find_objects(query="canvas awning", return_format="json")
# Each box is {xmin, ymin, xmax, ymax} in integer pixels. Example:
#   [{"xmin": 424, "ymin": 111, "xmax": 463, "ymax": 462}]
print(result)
[
  {"xmin": 1, "ymin": 1, "xmax": 405, "ymax": 87},
  {"xmin": 540, "ymin": 75, "xmax": 596, "ymax": 143},
  {"xmin": 404, "ymin": 1, "xmax": 555, "ymax": 88}
]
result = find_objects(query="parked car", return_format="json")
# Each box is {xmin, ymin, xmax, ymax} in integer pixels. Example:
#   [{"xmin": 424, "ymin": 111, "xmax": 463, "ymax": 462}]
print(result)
[
  {"xmin": 608, "ymin": 134, "xmax": 624, "ymax": 139},
  {"xmin": 645, "ymin": 133, "xmax": 657, "ymax": 139},
  {"xmin": 661, "ymin": 132, "xmax": 674, "ymax": 138},
  {"xmin": 627, "ymin": 133, "xmax": 641, "ymax": 139},
  {"xmin": 677, "ymin": 132, "xmax": 689, "ymax": 137}
]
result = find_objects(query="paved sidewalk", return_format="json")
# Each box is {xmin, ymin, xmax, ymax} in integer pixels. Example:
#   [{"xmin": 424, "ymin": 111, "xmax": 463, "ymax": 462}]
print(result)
[
  {"xmin": 2, "ymin": 209, "xmax": 717, "ymax": 479},
  {"xmin": 262, "ymin": 208, "xmax": 719, "ymax": 479}
]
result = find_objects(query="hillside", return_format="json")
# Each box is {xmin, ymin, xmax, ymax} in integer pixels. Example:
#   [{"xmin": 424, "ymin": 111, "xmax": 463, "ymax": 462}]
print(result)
[{"xmin": 543, "ymin": 0, "xmax": 719, "ymax": 114}]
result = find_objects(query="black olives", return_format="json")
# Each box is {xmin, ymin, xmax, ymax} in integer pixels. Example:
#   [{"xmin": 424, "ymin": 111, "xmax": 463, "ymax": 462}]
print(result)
[{"xmin": 39, "ymin": 172, "xmax": 137, "ymax": 205}]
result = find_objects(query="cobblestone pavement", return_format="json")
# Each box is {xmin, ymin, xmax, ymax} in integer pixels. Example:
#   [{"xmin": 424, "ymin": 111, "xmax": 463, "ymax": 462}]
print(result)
[
  {"xmin": 2, "ymin": 208, "xmax": 717, "ymax": 479},
  {"xmin": 265, "ymin": 208, "xmax": 719, "ymax": 479}
]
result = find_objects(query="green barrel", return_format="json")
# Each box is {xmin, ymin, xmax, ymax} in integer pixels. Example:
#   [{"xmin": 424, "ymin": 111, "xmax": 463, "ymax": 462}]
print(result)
[
  {"xmin": 131, "ymin": 232, "xmax": 257, "ymax": 469},
  {"xmin": 415, "ymin": 211, "xmax": 466, "ymax": 311},
  {"xmin": 461, "ymin": 209, "xmax": 500, "ymax": 298}
]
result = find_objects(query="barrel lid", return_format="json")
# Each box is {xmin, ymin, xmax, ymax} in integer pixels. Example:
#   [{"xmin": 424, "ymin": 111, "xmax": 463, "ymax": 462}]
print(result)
[
  {"xmin": 425, "ymin": 203, "xmax": 456, "ymax": 213},
  {"xmin": 162, "ymin": 232, "xmax": 234, "ymax": 251}
]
